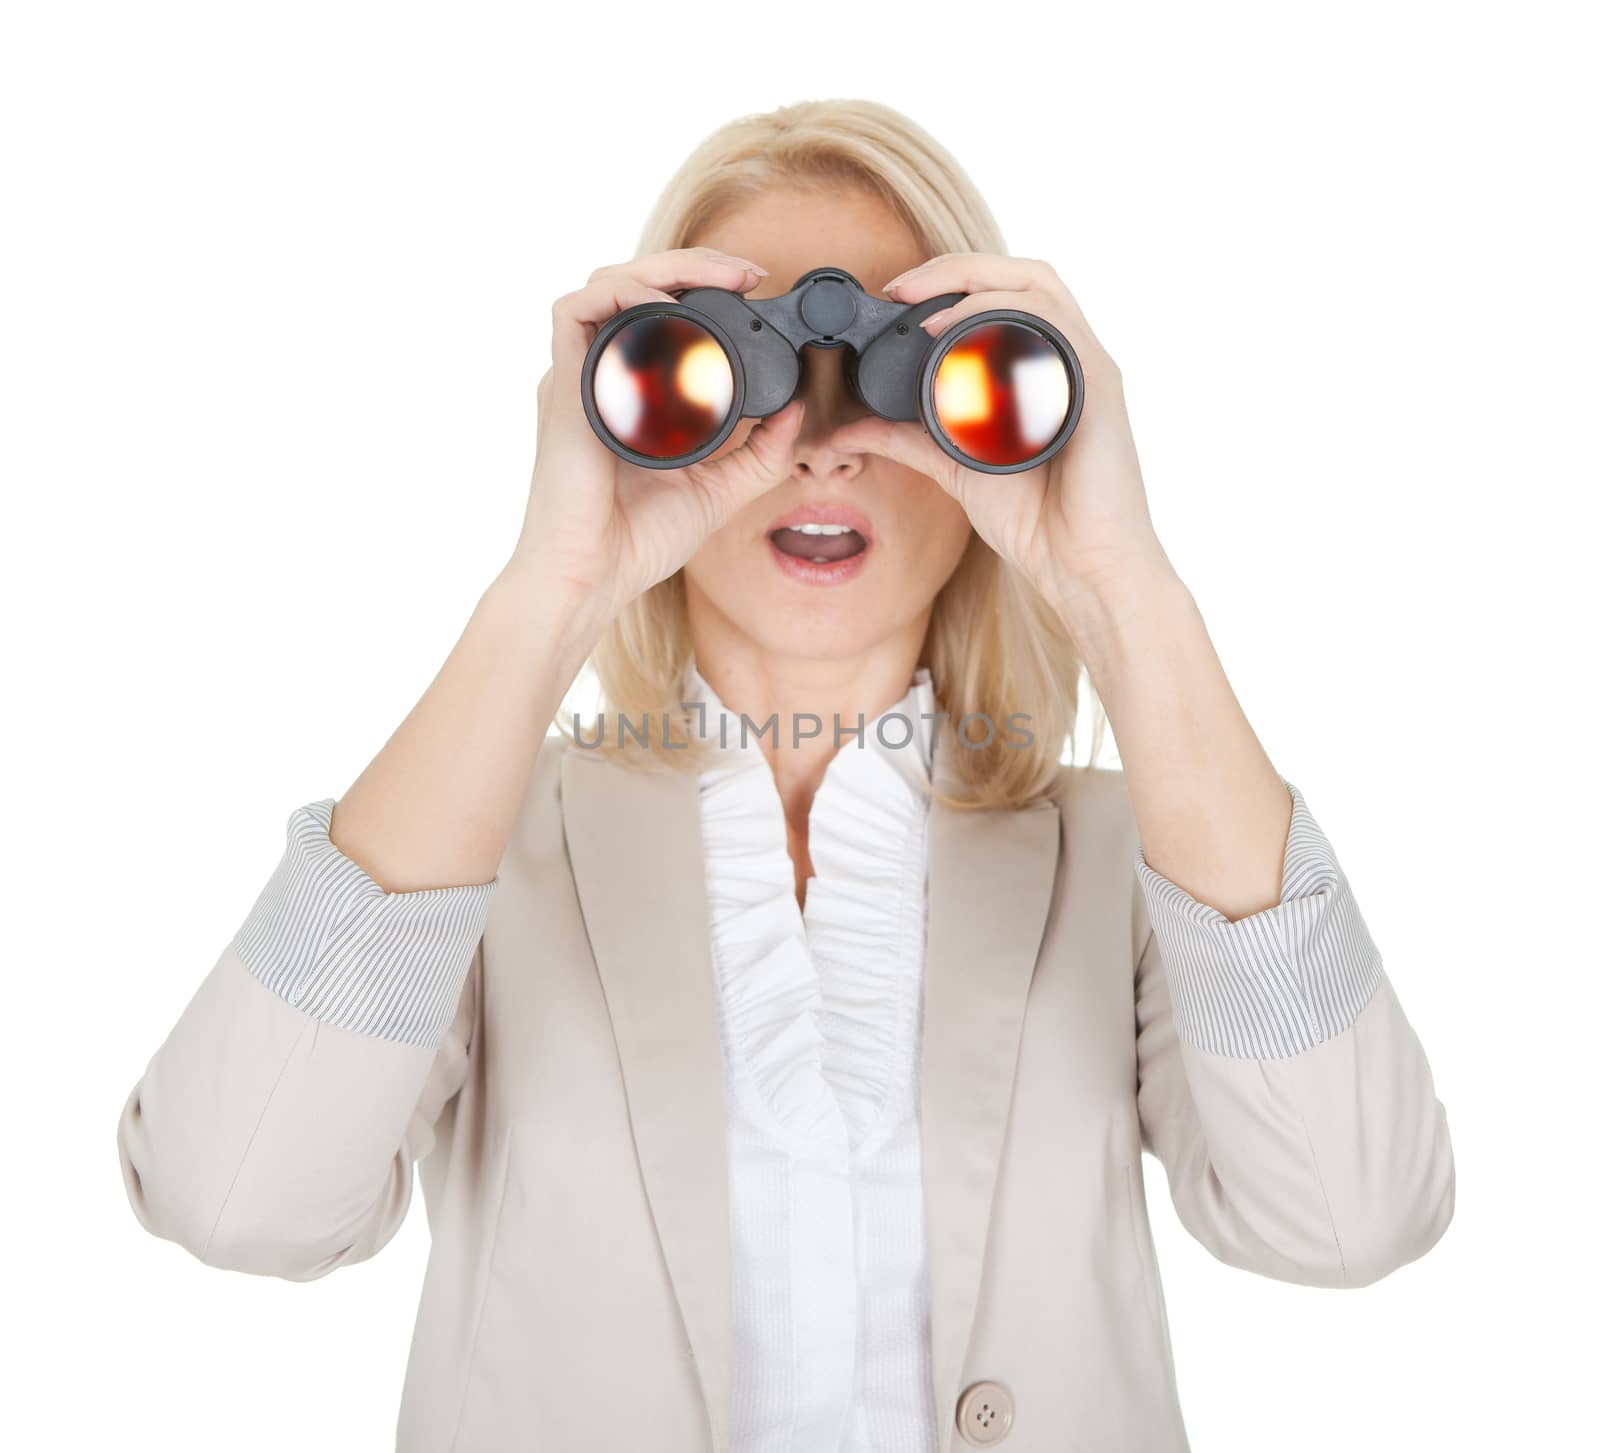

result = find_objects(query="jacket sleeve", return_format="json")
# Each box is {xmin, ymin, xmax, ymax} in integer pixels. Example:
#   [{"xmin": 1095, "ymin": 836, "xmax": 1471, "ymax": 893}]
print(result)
[
  {"xmin": 1132, "ymin": 778, "xmax": 1455, "ymax": 1288},
  {"xmin": 116, "ymin": 799, "xmax": 496, "ymax": 1281}
]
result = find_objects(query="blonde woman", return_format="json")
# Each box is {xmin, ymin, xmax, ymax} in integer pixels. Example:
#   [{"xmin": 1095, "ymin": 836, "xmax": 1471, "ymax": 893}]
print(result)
[{"xmin": 117, "ymin": 100, "xmax": 1455, "ymax": 1452}]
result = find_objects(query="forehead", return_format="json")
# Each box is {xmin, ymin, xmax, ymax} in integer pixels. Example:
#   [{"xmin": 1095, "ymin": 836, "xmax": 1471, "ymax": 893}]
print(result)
[{"xmin": 688, "ymin": 182, "xmax": 925, "ymax": 297}]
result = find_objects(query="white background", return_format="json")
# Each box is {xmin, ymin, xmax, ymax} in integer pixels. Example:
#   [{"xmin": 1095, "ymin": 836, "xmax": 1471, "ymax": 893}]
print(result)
[{"xmin": 4, "ymin": 1, "xmax": 1595, "ymax": 1448}]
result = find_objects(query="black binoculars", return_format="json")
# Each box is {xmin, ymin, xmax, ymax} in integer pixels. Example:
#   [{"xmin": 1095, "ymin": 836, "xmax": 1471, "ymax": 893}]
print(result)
[{"xmin": 580, "ymin": 265, "xmax": 1084, "ymax": 474}]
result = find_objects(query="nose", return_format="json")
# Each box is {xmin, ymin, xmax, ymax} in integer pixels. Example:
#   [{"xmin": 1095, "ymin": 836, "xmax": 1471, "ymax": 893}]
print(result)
[{"xmin": 790, "ymin": 343, "xmax": 867, "ymax": 483}]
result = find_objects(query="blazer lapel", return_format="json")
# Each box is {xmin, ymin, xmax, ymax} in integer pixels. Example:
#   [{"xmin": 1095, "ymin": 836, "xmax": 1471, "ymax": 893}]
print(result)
[
  {"xmin": 560, "ymin": 745, "xmax": 734, "ymax": 1453},
  {"xmin": 920, "ymin": 750, "xmax": 1062, "ymax": 1453}
]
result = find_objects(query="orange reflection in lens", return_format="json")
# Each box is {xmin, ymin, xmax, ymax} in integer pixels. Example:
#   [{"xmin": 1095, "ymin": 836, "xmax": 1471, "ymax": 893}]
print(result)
[
  {"xmin": 931, "ymin": 320, "xmax": 1072, "ymax": 466},
  {"xmin": 592, "ymin": 313, "xmax": 735, "ymax": 459}
]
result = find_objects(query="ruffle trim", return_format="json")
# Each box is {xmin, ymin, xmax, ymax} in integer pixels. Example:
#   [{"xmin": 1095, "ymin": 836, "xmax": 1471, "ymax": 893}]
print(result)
[
  {"xmin": 699, "ymin": 759, "xmax": 846, "ymax": 1145},
  {"xmin": 690, "ymin": 666, "xmax": 935, "ymax": 1150},
  {"xmin": 805, "ymin": 734, "xmax": 930, "ymax": 1140}
]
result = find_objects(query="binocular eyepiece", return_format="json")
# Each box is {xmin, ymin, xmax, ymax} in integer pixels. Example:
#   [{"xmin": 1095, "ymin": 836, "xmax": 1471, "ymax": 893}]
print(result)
[{"xmin": 579, "ymin": 265, "xmax": 1084, "ymax": 475}]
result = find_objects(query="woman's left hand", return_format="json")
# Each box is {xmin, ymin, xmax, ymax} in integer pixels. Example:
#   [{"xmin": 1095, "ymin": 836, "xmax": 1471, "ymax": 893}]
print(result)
[
  {"xmin": 832, "ymin": 256, "xmax": 1305, "ymax": 946},
  {"xmin": 828, "ymin": 253, "xmax": 1176, "ymax": 630}
]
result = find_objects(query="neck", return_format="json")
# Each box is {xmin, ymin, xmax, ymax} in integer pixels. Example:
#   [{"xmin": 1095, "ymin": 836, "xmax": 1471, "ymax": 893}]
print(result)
[{"xmin": 686, "ymin": 598, "xmax": 930, "ymax": 830}]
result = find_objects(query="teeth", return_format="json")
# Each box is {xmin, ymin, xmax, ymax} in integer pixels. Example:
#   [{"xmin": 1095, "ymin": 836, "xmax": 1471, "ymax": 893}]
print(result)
[{"xmin": 789, "ymin": 522, "xmax": 854, "ymax": 535}]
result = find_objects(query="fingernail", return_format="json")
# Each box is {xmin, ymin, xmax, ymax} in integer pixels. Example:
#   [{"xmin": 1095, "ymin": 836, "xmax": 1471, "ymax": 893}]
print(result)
[
  {"xmin": 715, "ymin": 256, "xmax": 767, "ymax": 275},
  {"xmin": 920, "ymin": 308, "xmax": 950, "ymax": 331}
]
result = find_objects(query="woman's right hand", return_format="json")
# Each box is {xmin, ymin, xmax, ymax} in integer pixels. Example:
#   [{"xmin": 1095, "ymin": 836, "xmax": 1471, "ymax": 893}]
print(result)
[{"xmin": 499, "ymin": 245, "xmax": 807, "ymax": 628}]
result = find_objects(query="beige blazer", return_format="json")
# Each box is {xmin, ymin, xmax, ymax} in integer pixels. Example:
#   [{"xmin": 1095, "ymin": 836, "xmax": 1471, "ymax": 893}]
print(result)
[{"xmin": 117, "ymin": 737, "xmax": 1455, "ymax": 1452}]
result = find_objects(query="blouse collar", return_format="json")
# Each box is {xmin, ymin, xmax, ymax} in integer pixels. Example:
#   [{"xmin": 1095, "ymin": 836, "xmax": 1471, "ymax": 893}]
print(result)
[{"xmin": 681, "ymin": 657, "xmax": 938, "ymax": 791}]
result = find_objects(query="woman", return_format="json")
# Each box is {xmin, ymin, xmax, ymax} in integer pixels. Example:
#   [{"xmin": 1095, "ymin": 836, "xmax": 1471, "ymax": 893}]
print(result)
[{"xmin": 116, "ymin": 99, "xmax": 1455, "ymax": 1452}]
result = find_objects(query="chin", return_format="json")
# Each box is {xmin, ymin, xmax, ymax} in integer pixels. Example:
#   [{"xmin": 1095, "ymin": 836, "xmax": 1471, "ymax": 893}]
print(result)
[
  {"xmin": 741, "ymin": 592, "xmax": 893, "ymax": 660},
  {"xmin": 696, "ymin": 567, "xmax": 900, "ymax": 659}
]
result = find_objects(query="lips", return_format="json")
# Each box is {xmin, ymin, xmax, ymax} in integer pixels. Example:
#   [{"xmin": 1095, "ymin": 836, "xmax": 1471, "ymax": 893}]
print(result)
[
  {"xmin": 769, "ymin": 524, "xmax": 866, "ymax": 563},
  {"xmin": 765, "ymin": 503, "xmax": 874, "ymax": 586}
]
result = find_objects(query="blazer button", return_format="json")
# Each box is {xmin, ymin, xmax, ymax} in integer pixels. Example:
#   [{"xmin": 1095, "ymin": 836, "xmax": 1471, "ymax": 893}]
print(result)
[{"xmin": 955, "ymin": 1380, "xmax": 1014, "ymax": 1446}]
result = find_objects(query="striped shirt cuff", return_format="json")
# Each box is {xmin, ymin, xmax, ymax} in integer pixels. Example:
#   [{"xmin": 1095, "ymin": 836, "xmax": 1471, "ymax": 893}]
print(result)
[
  {"xmin": 1134, "ymin": 779, "xmax": 1384, "ymax": 1060},
  {"xmin": 231, "ymin": 799, "xmax": 497, "ymax": 1048}
]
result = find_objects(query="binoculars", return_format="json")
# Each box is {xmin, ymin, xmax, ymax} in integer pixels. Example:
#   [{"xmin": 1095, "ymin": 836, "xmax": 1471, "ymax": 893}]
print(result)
[{"xmin": 580, "ymin": 265, "xmax": 1084, "ymax": 475}]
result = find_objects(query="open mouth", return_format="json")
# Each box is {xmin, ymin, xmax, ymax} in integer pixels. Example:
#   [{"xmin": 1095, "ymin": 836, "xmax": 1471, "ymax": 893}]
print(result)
[
  {"xmin": 769, "ymin": 523, "xmax": 868, "ymax": 564},
  {"xmin": 765, "ymin": 506, "xmax": 874, "ymax": 585}
]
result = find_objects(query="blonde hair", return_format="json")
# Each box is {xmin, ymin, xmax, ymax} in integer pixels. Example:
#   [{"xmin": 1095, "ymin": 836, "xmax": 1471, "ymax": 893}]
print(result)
[{"xmin": 561, "ymin": 98, "xmax": 1108, "ymax": 808}]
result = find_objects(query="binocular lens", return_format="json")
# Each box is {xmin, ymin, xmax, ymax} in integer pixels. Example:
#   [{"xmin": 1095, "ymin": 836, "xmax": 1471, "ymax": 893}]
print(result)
[
  {"xmin": 591, "ymin": 313, "xmax": 736, "ymax": 460},
  {"xmin": 930, "ymin": 320, "xmax": 1075, "ymax": 467}
]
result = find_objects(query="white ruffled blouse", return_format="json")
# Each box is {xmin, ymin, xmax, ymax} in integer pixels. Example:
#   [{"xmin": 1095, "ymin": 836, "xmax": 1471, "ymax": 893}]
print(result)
[{"xmin": 686, "ymin": 662, "xmax": 940, "ymax": 1453}]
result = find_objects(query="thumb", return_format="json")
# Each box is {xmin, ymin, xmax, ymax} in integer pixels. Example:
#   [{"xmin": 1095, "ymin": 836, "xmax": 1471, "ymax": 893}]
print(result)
[
  {"xmin": 828, "ymin": 415, "xmax": 962, "ymax": 494},
  {"xmin": 694, "ymin": 397, "xmax": 808, "ymax": 515}
]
